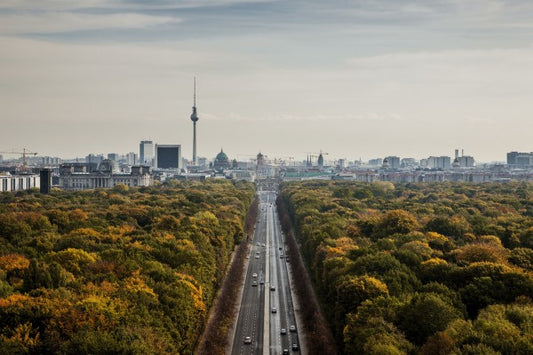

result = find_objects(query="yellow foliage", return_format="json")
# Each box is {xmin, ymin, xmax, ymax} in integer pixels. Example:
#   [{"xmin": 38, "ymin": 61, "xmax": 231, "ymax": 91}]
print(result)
[
  {"xmin": 123, "ymin": 275, "xmax": 157, "ymax": 299},
  {"xmin": 425, "ymin": 232, "xmax": 448, "ymax": 243},
  {"xmin": 422, "ymin": 258, "xmax": 448, "ymax": 267},
  {"xmin": 130, "ymin": 240, "xmax": 153, "ymax": 252},
  {"xmin": 0, "ymin": 254, "xmax": 30, "ymax": 272},
  {"xmin": 176, "ymin": 273, "xmax": 206, "ymax": 312}
]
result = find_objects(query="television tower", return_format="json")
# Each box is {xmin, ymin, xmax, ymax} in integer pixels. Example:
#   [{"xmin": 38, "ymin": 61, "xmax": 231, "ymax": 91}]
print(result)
[{"xmin": 190, "ymin": 77, "xmax": 199, "ymax": 165}]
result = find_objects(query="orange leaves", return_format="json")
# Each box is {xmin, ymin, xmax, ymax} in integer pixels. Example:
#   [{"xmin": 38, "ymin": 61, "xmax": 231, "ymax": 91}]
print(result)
[
  {"xmin": 0, "ymin": 293, "xmax": 31, "ymax": 308},
  {"xmin": 0, "ymin": 254, "xmax": 30, "ymax": 272}
]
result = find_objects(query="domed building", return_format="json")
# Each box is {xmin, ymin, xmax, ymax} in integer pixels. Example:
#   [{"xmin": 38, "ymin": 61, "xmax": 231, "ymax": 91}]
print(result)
[{"xmin": 214, "ymin": 149, "xmax": 230, "ymax": 172}]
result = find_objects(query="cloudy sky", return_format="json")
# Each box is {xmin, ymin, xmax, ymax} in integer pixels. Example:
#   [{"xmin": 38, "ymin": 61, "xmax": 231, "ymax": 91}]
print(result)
[{"xmin": 1, "ymin": 0, "xmax": 532, "ymax": 162}]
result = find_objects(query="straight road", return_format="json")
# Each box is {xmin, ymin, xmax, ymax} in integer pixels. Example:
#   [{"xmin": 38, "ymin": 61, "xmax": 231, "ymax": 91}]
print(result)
[{"xmin": 232, "ymin": 187, "xmax": 300, "ymax": 355}]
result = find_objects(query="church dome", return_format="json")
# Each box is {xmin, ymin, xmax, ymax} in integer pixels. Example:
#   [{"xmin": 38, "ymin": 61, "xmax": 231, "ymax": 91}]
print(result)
[
  {"xmin": 215, "ymin": 149, "xmax": 229, "ymax": 163},
  {"xmin": 214, "ymin": 149, "xmax": 230, "ymax": 172}
]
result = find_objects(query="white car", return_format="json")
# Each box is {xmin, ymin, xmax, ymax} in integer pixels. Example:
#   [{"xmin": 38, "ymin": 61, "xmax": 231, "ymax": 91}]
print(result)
[{"xmin": 244, "ymin": 336, "xmax": 251, "ymax": 344}]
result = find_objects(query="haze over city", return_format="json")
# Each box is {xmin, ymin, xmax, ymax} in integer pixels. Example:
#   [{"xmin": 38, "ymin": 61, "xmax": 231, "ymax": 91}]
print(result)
[{"xmin": 1, "ymin": 0, "xmax": 532, "ymax": 162}]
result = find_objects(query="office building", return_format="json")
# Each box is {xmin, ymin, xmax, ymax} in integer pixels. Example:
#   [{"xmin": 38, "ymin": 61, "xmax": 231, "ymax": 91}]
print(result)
[
  {"xmin": 125, "ymin": 152, "xmax": 137, "ymax": 165},
  {"xmin": 384, "ymin": 156, "xmax": 401, "ymax": 169},
  {"xmin": 140, "ymin": 140, "xmax": 154, "ymax": 165},
  {"xmin": 368, "ymin": 158, "xmax": 383, "ymax": 166},
  {"xmin": 155, "ymin": 144, "xmax": 182, "ymax": 169},
  {"xmin": 85, "ymin": 154, "xmax": 104, "ymax": 165},
  {"xmin": 507, "ymin": 151, "xmax": 533, "ymax": 167},
  {"xmin": 427, "ymin": 156, "xmax": 451, "ymax": 170},
  {"xmin": 40, "ymin": 169, "xmax": 52, "ymax": 194}
]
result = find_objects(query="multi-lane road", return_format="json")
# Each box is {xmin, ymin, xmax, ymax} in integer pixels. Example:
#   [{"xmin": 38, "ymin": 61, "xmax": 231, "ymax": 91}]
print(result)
[{"xmin": 231, "ymin": 189, "xmax": 300, "ymax": 355}]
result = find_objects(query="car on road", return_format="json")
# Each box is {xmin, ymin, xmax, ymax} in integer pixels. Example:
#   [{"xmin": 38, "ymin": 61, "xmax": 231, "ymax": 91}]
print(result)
[
  {"xmin": 280, "ymin": 328, "xmax": 287, "ymax": 335},
  {"xmin": 260, "ymin": 279, "xmax": 265, "ymax": 285},
  {"xmin": 243, "ymin": 336, "xmax": 251, "ymax": 344},
  {"xmin": 252, "ymin": 281, "xmax": 258, "ymax": 287},
  {"xmin": 292, "ymin": 343, "xmax": 299, "ymax": 351},
  {"xmin": 279, "ymin": 247, "xmax": 282, "ymax": 250},
  {"xmin": 270, "ymin": 285, "xmax": 276, "ymax": 291},
  {"xmin": 261, "ymin": 243, "xmax": 266, "ymax": 247},
  {"xmin": 252, "ymin": 273, "xmax": 257, "ymax": 278},
  {"xmin": 283, "ymin": 349, "xmax": 289, "ymax": 355},
  {"xmin": 271, "ymin": 307, "xmax": 277, "ymax": 313},
  {"xmin": 289, "ymin": 325, "xmax": 296, "ymax": 332}
]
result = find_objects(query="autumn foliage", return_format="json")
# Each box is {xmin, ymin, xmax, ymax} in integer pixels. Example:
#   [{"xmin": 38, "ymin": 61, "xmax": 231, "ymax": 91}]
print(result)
[
  {"xmin": 0, "ymin": 180, "xmax": 254, "ymax": 353},
  {"xmin": 280, "ymin": 181, "xmax": 533, "ymax": 354}
]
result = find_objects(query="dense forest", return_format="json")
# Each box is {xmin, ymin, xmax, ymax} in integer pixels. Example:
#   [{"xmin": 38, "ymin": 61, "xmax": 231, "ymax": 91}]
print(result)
[
  {"xmin": 279, "ymin": 181, "xmax": 533, "ymax": 354},
  {"xmin": 0, "ymin": 180, "xmax": 255, "ymax": 354}
]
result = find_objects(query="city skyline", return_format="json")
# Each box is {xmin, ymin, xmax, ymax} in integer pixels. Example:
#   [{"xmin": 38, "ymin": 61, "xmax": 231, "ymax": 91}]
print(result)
[{"xmin": 1, "ymin": 1, "xmax": 533, "ymax": 162}]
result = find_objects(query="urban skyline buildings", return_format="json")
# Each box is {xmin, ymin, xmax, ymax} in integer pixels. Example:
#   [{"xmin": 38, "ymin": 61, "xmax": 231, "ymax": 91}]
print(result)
[{"xmin": 2, "ymin": 2, "xmax": 533, "ymax": 163}]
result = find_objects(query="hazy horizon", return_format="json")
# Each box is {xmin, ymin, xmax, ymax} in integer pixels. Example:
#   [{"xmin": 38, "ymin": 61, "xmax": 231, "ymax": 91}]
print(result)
[{"xmin": 1, "ymin": 0, "xmax": 532, "ymax": 162}]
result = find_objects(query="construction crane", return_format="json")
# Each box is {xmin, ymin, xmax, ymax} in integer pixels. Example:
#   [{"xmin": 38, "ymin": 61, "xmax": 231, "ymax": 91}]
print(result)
[{"xmin": 0, "ymin": 148, "xmax": 38, "ymax": 172}]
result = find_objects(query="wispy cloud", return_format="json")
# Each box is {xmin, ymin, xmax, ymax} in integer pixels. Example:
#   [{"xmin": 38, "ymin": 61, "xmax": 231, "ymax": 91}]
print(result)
[{"xmin": 0, "ymin": 13, "xmax": 180, "ymax": 34}]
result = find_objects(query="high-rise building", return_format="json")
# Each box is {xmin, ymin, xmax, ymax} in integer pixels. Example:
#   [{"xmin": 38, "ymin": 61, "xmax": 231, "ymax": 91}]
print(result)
[
  {"xmin": 507, "ymin": 151, "xmax": 533, "ymax": 167},
  {"xmin": 368, "ymin": 158, "xmax": 383, "ymax": 166},
  {"xmin": 427, "ymin": 156, "xmax": 451, "ymax": 170},
  {"xmin": 126, "ymin": 152, "xmax": 137, "ymax": 165},
  {"xmin": 190, "ymin": 78, "xmax": 199, "ymax": 165},
  {"xmin": 155, "ymin": 144, "xmax": 181, "ymax": 169},
  {"xmin": 384, "ymin": 156, "xmax": 401, "ymax": 169},
  {"xmin": 139, "ymin": 140, "xmax": 153, "ymax": 165},
  {"xmin": 40, "ymin": 169, "xmax": 52, "ymax": 194}
]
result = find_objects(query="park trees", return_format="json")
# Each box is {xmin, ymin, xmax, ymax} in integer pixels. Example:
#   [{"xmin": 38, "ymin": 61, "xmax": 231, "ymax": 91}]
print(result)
[{"xmin": 280, "ymin": 180, "xmax": 533, "ymax": 353}]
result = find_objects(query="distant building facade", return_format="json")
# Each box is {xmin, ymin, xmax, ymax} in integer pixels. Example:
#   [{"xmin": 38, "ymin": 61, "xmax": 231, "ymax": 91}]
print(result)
[
  {"xmin": 507, "ymin": 151, "xmax": 533, "ymax": 167},
  {"xmin": 427, "ymin": 156, "xmax": 451, "ymax": 170},
  {"xmin": 384, "ymin": 156, "xmax": 401, "ymax": 169},
  {"xmin": 59, "ymin": 160, "xmax": 153, "ymax": 190},
  {"xmin": 140, "ymin": 140, "xmax": 154, "ymax": 165},
  {"xmin": 155, "ymin": 144, "xmax": 181, "ymax": 169},
  {"xmin": 0, "ymin": 173, "xmax": 40, "ymax": 192}
]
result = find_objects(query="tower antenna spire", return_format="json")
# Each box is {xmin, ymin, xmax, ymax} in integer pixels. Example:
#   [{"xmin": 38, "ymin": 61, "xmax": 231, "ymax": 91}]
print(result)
[
  {"xmin": 190, "ymin": 77, "xmax": 199, "ymax": 166},
  {"xmin": 193, "ymin": 76, "xmax": 197, "ymax": 107}
]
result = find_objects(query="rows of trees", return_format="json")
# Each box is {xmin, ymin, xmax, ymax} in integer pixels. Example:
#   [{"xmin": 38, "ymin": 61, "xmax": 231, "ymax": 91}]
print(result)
[
  {"xmin": 0, "ymin": 180, "xmax": 255, "ymax": 353},
  {"xmin": 280, "ymin": 181, "xmax": 533, "ymax": 354}
]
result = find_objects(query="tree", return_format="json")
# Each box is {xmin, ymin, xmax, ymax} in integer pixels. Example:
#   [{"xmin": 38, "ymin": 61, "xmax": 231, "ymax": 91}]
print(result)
[
  {"xmin": 398, "ymin": 293, "xmax": 463, "ymax": 345},
  {"xmin": 375, "ymin": 210, "xmax": 420, "ymax": 238}
]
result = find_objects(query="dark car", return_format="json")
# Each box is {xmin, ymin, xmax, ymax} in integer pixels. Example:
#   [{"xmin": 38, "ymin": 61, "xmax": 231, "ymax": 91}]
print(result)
[{"xmin": 292, "ymin": 343, "xmax": 299, "ymax": 351}]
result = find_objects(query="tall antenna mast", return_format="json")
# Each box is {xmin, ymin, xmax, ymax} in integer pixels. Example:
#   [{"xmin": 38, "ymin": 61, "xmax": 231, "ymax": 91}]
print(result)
[{"xmin": 190, "ymin": 77, "xmax": 199, "ymax": 166}]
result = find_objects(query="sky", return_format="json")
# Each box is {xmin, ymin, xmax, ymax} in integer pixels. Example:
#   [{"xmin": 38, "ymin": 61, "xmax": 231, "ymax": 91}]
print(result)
[{"xmin": 1, "ymin": 0, "xmax": 532, "ymax": 163}]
